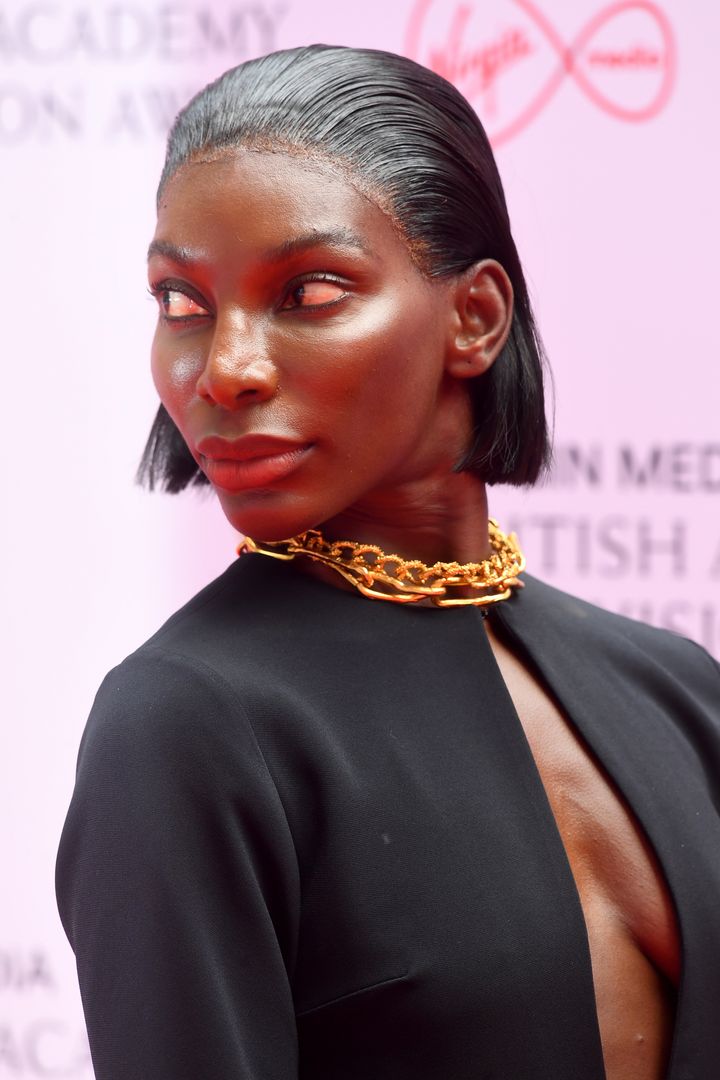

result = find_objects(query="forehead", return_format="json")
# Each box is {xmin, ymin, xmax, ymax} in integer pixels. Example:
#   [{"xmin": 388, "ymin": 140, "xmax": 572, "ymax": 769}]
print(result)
[{"xmin": 153, "ymin": 148, "xmax": 412, "ymax": 266}]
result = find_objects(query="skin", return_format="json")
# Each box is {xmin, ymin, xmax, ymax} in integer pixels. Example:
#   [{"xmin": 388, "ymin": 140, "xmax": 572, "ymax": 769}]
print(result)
[
  {"xmin": 149, "ymin": 149, "xmax": 507, "ymax": 562},
  {"xmin": 486, "ymin": 623, "xmax": 680, "ymax": 1080},
  {"xmin": 148, "ymin": 147, "xmax": 680, "ymax": 1078}
]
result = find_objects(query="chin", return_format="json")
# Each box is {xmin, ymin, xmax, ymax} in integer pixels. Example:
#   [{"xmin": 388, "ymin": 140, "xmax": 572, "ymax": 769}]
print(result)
[{"xmin": 215, "ymin": 488, "xmax": 325, "ymax": 543}]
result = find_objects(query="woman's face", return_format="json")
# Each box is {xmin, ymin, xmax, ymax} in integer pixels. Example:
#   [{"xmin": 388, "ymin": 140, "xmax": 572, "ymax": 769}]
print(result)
[{"xmin": 148, "ymin": 148, "xmax": 474, "ymax": 540}]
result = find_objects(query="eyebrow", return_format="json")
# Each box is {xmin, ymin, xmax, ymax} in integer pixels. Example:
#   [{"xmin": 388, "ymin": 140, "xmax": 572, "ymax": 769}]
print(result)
[
  {"xmin": 146, "ymin": 228, "xmax": 369, "ymax": 265},
  {"xmin": 265, "ymin": 228, "xmax": 369, "ymax": 262},
  {"xmin": 146, "ymin": 239, "xmax": 197, "ymax": 264}
]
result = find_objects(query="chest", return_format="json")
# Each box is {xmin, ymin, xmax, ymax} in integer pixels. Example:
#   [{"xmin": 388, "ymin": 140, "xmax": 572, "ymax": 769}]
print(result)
[
  {"xmin": 485, "ymin": 621, "xmax": 682, "ymax": 986},
  {"xmin": 248, "ymin": 579, "xmax": 720, "ymax": 1078}
]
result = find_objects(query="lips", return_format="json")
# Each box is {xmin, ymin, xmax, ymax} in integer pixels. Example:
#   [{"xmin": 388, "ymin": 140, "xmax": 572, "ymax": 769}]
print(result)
[{"xmin": 195, "ymin": 434, "xmax": 312, "ymax": 492}]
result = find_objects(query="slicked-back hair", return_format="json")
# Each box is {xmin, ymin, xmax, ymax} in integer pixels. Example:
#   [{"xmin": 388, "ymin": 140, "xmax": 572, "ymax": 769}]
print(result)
[{"xmin": 138, "ymin": 44, "xmax": 551, "ymax": 493}]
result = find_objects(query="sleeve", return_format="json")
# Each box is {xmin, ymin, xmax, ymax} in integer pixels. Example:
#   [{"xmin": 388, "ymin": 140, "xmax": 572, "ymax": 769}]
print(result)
[{"xmin": 55, "ymin": 647, "xmax": 300, "ymax": 1080}]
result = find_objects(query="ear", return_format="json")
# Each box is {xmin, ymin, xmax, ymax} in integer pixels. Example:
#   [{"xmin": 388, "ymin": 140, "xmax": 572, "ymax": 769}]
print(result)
[{"xmin": 445, "ymin": 259, "xmax": 514, "ymax": 379}]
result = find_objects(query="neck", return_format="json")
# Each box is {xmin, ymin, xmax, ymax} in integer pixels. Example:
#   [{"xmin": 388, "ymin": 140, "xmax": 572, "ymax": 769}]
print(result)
[
  {"xmin": 316, "ymin": 469, "xmax": 493, "ymax": 565},
  {"xmin": 241, "ymin": 472, "xmax": 524, "ymax": 606}
]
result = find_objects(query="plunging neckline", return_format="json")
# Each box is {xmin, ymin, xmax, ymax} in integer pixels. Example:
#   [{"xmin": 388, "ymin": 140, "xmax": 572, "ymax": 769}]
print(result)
[
  {"xmin": 243, "ymin": 553, "xmax": 716, "ymax": 1077},
  {"xmin": 488, "ymin": 594, "xmax": 685, "ymax": 1080}
]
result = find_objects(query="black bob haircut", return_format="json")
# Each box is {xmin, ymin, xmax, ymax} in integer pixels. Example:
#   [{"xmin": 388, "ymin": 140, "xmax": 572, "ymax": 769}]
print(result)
[{"xmin": 138, "ymin": 43, "xmax": 551, "ymax": 493}]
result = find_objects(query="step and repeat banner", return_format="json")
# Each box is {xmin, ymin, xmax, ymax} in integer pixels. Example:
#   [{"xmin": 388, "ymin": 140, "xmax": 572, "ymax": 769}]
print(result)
[{"xmin": 2, "ymin": 0, "xmax": 718, "ymax": 1073}]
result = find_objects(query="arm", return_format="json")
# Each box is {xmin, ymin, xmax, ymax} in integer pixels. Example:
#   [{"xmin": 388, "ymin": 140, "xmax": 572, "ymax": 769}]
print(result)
[{"xmin": 55, "ymin": 648, "xmax": 300, "ymax": 1080}]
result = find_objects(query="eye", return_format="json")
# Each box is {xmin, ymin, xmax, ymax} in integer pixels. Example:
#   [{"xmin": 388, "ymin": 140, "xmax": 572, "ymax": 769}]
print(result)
[
  {"xmin": 149, "ymin": 283, "xmax": 211, "ymax": 322},
  {"xmin": 281, "ymin": 277, "xmax": 347, "ymax": 310}
]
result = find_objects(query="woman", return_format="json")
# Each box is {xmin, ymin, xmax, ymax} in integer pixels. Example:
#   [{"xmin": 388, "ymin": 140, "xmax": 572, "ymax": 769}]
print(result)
[{"xmin": 55, "ymin": 44, "xmax": 720, "ymax": 1080}]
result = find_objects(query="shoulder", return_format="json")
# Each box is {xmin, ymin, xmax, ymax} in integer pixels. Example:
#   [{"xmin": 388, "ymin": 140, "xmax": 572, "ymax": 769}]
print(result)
[
  {"xmin": 505, "ymin": 574, "xmax": 720, "ymax": 696},
  {"xmin": 57, "ymin": 621, "xmax": 300, "ymax": 990},
  {"xmin": 78, "ymin": 553, "xmax": 339, "ymax": 774},
  {"xmin": 77, "ymin": 556, "xmax": 303, "ymax": 786},
  {"xmin": 75, "ymin": 646, "xmax": 281, "ymax": 828},
  {"xmin": 89, "ymin": 554, "xmax": 296, "ymax": 728},
  {"xmin": 496, "ymin": 576, "xmax": 720, "ymax": 784},
  {"xmin": 85, "ymin": 645, "xmax": 247, "ymax": 745}
]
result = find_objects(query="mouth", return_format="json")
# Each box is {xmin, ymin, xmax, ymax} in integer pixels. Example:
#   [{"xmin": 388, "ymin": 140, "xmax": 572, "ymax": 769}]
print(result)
[{"xmin": 196, "ymin": 436, "xmax": 313, "ymax": 493}]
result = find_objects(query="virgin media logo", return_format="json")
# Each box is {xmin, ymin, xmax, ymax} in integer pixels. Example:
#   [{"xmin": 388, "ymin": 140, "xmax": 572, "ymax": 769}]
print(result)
[{"xmin": 405, "ymin": 0, "xmax": 676, "ymax": 145}]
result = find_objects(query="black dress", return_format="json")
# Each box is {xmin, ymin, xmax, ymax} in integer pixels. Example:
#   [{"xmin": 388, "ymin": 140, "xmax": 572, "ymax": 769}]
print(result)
[{"xmin": 56, "ymin": 554, "xmax": 720, "ymax": 1079}]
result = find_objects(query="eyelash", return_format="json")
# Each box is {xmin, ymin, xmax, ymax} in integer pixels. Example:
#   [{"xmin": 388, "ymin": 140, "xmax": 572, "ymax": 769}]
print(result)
[
  {"xmin": 147, "ymin": 272, "xmax": 349, "ymax": 326},
  {"xmin": 147, "ymin": 280, "xmax": 209, "ymax": 327},
  {"xmin": 281, "ymin": 273, "xmax": 348, "ymax": 312}
]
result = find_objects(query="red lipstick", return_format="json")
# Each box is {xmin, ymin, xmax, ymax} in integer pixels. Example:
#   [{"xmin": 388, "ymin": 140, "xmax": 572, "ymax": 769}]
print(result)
[{"xmin": 196, "ymin": 434, "xmax": 312, "ymax": 492}]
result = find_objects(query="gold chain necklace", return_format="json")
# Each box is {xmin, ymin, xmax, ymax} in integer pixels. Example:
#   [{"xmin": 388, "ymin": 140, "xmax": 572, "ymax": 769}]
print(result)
[{"xmin": 238, "ymin": 519, "xmax": 525, "ymax": 608}]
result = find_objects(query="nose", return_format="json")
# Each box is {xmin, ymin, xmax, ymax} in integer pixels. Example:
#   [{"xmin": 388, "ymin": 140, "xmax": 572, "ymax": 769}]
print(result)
[{"xmin": 196, "ymin": 313, "xmax": 279, "ymax": 408}]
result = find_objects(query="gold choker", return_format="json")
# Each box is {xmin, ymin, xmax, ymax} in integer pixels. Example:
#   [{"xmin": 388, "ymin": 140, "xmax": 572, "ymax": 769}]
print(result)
[{"xmin": 238, "ymin": 519, "xmax": 525, "ymax": 608}]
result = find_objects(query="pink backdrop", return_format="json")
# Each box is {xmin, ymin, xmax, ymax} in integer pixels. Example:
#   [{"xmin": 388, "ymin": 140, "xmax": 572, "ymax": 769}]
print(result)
[{"xmin": 2, "ymin": 1, "xmax": 717, "ymax": 1072}]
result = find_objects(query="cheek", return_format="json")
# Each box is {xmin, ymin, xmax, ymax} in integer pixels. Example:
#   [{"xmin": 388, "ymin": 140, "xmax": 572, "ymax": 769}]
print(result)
[
  {"xmin": 297, "ymin": 293, "xmax": 442, "ymax": 403},
  {"xmin": 150, "ymin": 334, "xmax": 205, "ymax": 415}
]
